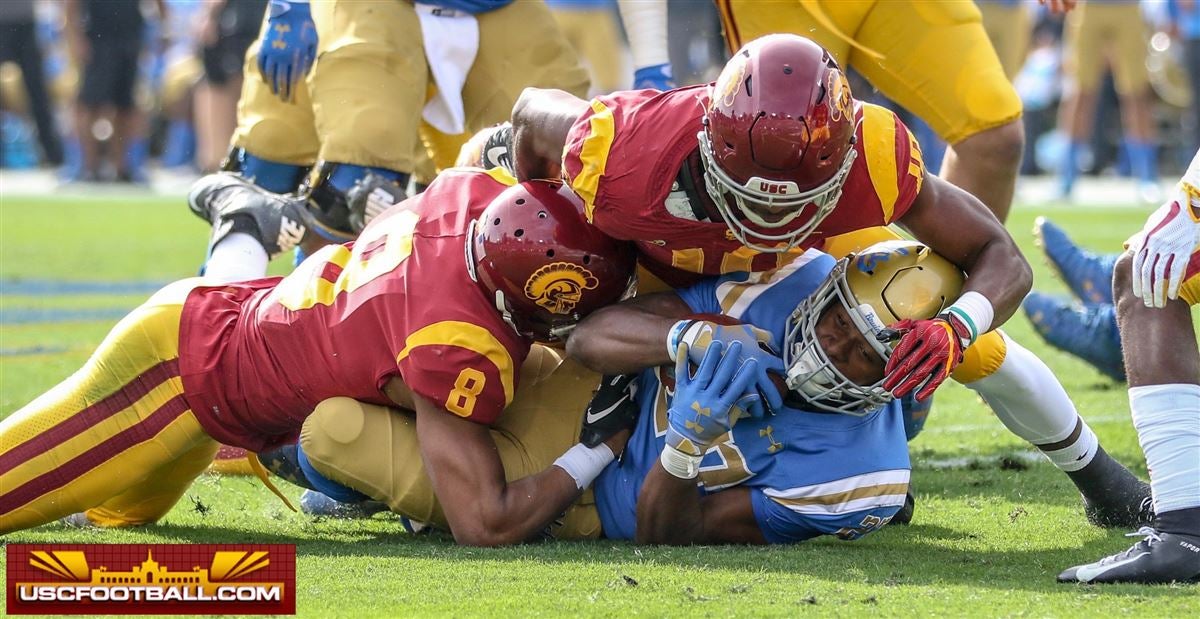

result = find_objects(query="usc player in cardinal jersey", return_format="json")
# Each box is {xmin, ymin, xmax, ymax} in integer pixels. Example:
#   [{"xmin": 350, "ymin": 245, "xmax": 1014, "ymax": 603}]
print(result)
[
  {"xmin": 0, "ymin": 169, "xmax": 635, "ymax": 537},
  {"xmin": 493, "ymin": 34, "xmax": 1152, "ymax": 528}
]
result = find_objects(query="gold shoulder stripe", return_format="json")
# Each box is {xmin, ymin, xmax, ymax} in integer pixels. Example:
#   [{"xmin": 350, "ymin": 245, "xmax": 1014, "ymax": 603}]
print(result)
[
  {"xmin": 483, "ymin": 165, "xmax": 518, "ymax": 187},
  {"xmin": 565, "ymin": 99, "xmax": 616, "ymax": 222},
  {"xmin": 396, "ymin": 321, "xmax": 516, "ymax": 405},
  {"xmin": 861, "ymin": 104, "xmax": 900, "ymax": 224}
]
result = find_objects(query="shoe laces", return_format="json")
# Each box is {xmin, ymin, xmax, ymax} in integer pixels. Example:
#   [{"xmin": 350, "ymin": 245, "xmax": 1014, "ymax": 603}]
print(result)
[{"xmin": 1126, "ymin": 526, "xmax": 1163, "ymax": 545}]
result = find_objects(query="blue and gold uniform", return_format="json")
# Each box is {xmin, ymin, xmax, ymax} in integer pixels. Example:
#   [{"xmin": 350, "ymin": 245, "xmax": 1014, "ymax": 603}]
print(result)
[{"xmin": 595, "ymin": 249, "xmax": 910, "ymax": 542}]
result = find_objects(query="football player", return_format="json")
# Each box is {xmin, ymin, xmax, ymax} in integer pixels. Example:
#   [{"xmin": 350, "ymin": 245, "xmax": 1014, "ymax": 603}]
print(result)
[
  {"xmin": 498, "ymin": 34, "xmax": 1152, "ymax": 527},
  {"xmin": 198, "ymin": 0, "xmax": 591, "ymax": 284},
  {"xmin": 1057, "ymin": 151, "xmax": 1200, "ymax": 584},
  {"xmin": 0, "ymin": 169, "xmax": 635, "ymax": 534},
  {"xmin": 267, "ymin": 241, "xmax": 948, "ymax": 545},
  {"xmin": 611, "ymin": 0, "xmax": 1023, "ymax": 222}
]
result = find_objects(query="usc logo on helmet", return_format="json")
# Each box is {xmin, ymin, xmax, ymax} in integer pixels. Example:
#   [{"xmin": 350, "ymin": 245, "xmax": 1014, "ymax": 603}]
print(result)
[
  {"xmin": 713, "ymin": 52, "xmax": 749, "ymax": 108},
  {"xmin": 523, "ymin": 262, "xmax": 599, "ymax": 315},
  {"xmin": 827, "ymin": 69, "xmax": 853, "ymax": 122}
]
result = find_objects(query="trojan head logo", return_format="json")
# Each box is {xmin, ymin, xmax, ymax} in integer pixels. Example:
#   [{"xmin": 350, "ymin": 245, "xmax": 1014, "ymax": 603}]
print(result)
[
  {"xmin": 713, "ymin": 53, "xmax": 749, "ymax": 108},
  {"xmin": 523, "ymin": 262, "xmax": 599, "ymax": 315},
  {"xmin": 827, "ymin": 69, "xmax": 853, "ymax": 122}
]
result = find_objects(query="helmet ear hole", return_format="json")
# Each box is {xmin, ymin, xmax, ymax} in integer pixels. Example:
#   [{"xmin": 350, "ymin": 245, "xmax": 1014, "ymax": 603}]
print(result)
[
  {"xmin": 514, "ymin": 228, "xmax": 524, "ymax": 237},
  {"xmin": 537, "ymin": 211, "xmax": 547, "ymax": 219},
  {"xmin": 493, "ymin": 218, "xmax": 501, "ymax": 225},
  {"xmin": 516, "ymin": 198, "xmax": 526, "ymax": 205},
  {"xmin": 582, "ymin": 254, "xmax": 591, "ymax": 265},
  {"xmin": 546, "ymin": 249, "xmax": 555, "ymax": 257},
  {"xmin": 743, "ymin": 75, "xmax": 753, "ymax": 96}
]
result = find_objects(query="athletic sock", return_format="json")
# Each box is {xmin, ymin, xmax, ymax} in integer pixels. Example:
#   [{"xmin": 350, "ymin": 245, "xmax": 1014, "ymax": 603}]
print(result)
[
  {"xmin": 968, "ymin": 334, "xmax": 1097, "ymax": 470},
  {"xmin": 1130, "ymin": 383, "xmax": 1200, "ymax": 516},
  {"xmin": 1155, "ymin": 506, "xmax": 1200, "ymax": 536},
  {"xmin": 1059, "ymin": 140, "xmax": 1083, "ymax": 196},
  {"xmin": 204, "ymin": 232, "xmax": 270, "ymax": 283},
  {"xmin": 1126, "ymin": 140, "xmax": 1158, "ymax": 185}
]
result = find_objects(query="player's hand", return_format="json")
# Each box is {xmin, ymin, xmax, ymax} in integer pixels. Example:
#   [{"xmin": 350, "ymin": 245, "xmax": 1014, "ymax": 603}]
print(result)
[
  {"xmin": 257, "ymin": 0, "xmax": 318, "ymax": 103},
  {"xmin": 633, "ymin": 63, "xmax": 675, "ymax": 90},
  {"xmin": 1128, "ymin": 190, "xmax": 1200, "ymax": 308},
  {"xmin": 881, "ymin": 314, "xmax": 969, "ymax": 401},
  {"xmin": 668, "ymin": 320, "xmax": 784, "ymax": 417},
  {"xmin": 665, "ymin": 341, "xmax": 761, "ymax": 457}
]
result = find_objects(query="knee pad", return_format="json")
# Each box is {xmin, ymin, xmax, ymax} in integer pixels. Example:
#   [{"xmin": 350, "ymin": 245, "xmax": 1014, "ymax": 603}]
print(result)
[
  {"xmin": 222, "ymin": 146, "xmax": 309, "ymax": 194},
  {"xmin": 300, "ymin": 162, "xmax": 410, "ymax": 239}
]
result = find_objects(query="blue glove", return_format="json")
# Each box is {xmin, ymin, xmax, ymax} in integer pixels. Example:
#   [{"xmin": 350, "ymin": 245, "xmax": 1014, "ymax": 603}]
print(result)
[
  {"xmin": 668, "ymin": 319, "xmax": 784, "ymax": 417},
  {"xmin": 257, "ymin": 0, "xmax": 318, "ymax": 102},
  {"xmin": 665, "ymin": 340, "xmax": 761, "ymax": 459},
  {"xmin": 633, "ymin": 63, "xmax": 675, "ymax": 91}
]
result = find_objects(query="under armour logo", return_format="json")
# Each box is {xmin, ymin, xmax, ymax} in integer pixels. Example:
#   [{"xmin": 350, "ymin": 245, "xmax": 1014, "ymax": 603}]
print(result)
[
  {"xmin": 760, "ymin": 425, "xmax": 782, "ymax": 454},
  {"xmin": 277, "ymin": 216, "xmax": 306, "ymax": 252}
]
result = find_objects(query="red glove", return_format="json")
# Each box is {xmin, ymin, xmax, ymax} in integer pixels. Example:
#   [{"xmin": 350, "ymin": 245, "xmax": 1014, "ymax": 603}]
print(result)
[{"xmin": 881, "ymin": 313, "xmax": 971, "ymax": 401}]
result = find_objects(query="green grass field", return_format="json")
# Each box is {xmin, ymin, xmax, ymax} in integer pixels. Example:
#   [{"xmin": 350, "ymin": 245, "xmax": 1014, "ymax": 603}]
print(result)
[{"xmin": 1, "ymin": 191, "xmax": 1197, "ymax": 617}]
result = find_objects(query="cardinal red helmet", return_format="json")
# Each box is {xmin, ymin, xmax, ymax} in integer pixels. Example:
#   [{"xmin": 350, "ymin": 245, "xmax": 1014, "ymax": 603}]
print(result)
[
  {"xmin": 699, "ymin": 34, "xmax": 860, "ymax": 253},
  {"xmin": 468, "ymin": 181, "xmax": 637, "ymax": 343}
]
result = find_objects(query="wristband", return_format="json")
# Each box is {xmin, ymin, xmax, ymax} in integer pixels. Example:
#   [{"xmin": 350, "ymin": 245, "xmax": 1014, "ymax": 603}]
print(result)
[
  {"xmin": 944, "ymin": 291, "xmax": 993, "ymax": 345},
  {"xmin": 666, "ymin": 319, "xmax": 697, "ymax": 361},
  {"xmin": 553, "ymin": 443, "xmax": 615, "ymax": 490},
  {"xmin": 659, "ymin": 446, "xmax": 703, "ymax": 480}
]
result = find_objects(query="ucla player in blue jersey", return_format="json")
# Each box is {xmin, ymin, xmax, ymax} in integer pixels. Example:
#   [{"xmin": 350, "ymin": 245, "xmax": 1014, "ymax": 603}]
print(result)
[{"xmin": 262, "ymin": 240, "xmax": 960, "ymax": 545}]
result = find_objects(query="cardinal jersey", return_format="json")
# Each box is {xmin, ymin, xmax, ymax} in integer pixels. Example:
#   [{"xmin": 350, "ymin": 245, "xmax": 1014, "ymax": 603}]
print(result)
[
  {"xmin": 592, "ymin": 248, "xmax": 911, "ymax": 543},
  {"xmin": 561, "ymin": 86, "xmax": 924, "ymax": 286},
  {"xmin": 178, "ymin": 168, "xmax": 529, "ymax": 451}
]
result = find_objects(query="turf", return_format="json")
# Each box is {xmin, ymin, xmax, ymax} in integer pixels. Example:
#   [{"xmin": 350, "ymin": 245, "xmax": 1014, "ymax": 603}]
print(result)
[{"xmin": 1, "ymin": 191, "xmax": 1197, "ymax": 617}]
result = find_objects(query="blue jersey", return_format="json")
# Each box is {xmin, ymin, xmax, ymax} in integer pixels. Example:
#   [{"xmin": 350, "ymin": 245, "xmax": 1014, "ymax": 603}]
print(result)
[{"xmin": 593, "ymin": 249, "xmax": 912, "ymax": 544}]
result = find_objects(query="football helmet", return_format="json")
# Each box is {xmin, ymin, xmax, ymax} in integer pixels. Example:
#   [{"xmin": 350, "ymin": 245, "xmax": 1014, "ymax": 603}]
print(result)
[
  {"xmin": 699, "ymin": 34, "xmax": 859, "ymax": 253},
  {"xmin": 783, "ymin": 240, "xmax": 964, "ymax": 414},
  {"xmin": 468, "ymin": 181, "xmax": 637, "ymax": 343}
]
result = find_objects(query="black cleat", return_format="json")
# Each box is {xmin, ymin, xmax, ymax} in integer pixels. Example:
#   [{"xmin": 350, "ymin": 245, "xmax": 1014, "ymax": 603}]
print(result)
[
  {"xmin": 187, "ymin": 172, "xmax": 314, "ymax": 258},
  {"xmin": 580, "ymin": 373, "xmax": 641, "ymax": 448},
  {"xmin": 889, "ymin": 490, "xmax": 916, "ymax": 526},
  {"xmin": 1058, "ymin": 527, "xmax": 1200, "ymax": 584}
]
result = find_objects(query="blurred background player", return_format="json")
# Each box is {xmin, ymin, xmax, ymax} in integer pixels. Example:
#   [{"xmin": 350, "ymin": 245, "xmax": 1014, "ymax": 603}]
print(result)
[
  {"xmin": 619, "ymin": 0, "xmax": 1025, "ymax": 223},
  {"xmin": 1055, "ymin": 0, "xmax": 1158, "ymax": 202},
  {"xmin": 1169, "ymin": 0, "xmax": 1200, "ymax": 157},
  {"xmin": 193, "ymin": 0, "xmax": 267, "ymax": 173},
  {"xmin": 0, "ymin": 0, "xmax": 64, "ymax": 167},
  {"xmin": 1057, "ymin": 149, "xmax": 1200, "ymax": 584},
  {"xmin": 63, "ymin": 0, "xmax": 167, "ymax": 183},
  {"xmin": 979, "ymin": 0, "xmax": 1031, "ymax": 80}
]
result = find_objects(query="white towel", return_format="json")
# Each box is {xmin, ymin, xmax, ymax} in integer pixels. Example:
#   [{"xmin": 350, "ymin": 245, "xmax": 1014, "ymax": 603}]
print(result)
[{"xmin": 414, "ymin": 3, "xmax": 480, "ymax": 135}]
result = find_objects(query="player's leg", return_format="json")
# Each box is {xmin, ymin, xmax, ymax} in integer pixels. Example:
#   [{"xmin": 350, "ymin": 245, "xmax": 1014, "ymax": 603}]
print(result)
[
  {"xmin": 976, "ymin": 1, "xmax": 1029, "ymax": 80},
  {"xmin": 191, "ymin": 17, "xmax": 323, "ymax": 284},
  {"xmin": 302, "ymin": 0, "xmax": 423, "ymax": 243},
  {"xmin": 551, "ymin": 5, "xmax": 625, "ymax": 95},
  {"xmin": 1106, "ymin": 5, "xmax": 1157, "ymax": 201},
  {"xmin": 460, "ymin": 0, "xmax": 589, "ymax": 171},
  {"xmin": 1056, "ymin": 3, "xmax": 1104, "ymax": 200},
  {"xmin": 1058, "ymin": 252, "xmax": 1200, "ymax": 584},
  {"xmin": 84, "ymin": 439, "xmax": 220, "ymax": 526},
  {"xmin": 958, "ymin": 331, "xmax": 1152, "ymax": 528},
  {"xmin": 0, "ymin": 280, "xmax": 218, "ymax": 533},
  {"xmin": 848, "ymin": 0, "xmax": 1024, "ymax": 222}
]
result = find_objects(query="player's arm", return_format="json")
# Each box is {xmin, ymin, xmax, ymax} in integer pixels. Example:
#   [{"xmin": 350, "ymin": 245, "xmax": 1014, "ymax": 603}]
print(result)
[
  {"xmin": 883, "ymin": 173, "xmax": 1034, "ymax": 400},
  {"xmin": 897, "ymin": 173, "xmax": 1032, "ymax": 327},
  {"xmin": 566, "ymin": 292, "xmax": 692, "ymax": 374},
  {"xmin": 635, "ymin": 342, "xmax": 767, "ymax": 544},
  {"xmin": 510, "ymin": 88, "xmax": 591, "ymax": 181},
  {"xmin": 636, "ymin": 474, "xmax": 767, "ymax": 545},
  {"xmin": 414, "ymin": 393, "xmax": 612, "ymax": 547}
]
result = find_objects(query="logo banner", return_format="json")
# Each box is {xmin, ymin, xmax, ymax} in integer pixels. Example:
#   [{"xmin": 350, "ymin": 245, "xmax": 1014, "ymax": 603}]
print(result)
[{"xmin": 5, "ymin": 544, "xmax": 296, "ymax": 615}]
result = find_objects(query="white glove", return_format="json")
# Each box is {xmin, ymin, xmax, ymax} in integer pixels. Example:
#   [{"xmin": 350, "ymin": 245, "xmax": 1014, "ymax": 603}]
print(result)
[{"xmin": 1128, "ymin": 185, "xmax": 1200, "ymax": 308}]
